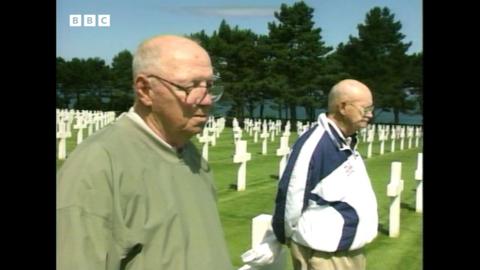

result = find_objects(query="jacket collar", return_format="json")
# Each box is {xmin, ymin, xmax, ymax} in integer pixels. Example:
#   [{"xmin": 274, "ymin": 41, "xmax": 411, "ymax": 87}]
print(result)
[{"xmin": 318, "ymin": 113, "xmax": 357, "ymax": 151}]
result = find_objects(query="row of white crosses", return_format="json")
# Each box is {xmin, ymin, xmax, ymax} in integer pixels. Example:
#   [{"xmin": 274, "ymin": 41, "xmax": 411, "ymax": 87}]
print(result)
[
  {"xmin": 246, "ymin": 118, "xmax": 290, "ymax": 139},
  {"xmin": 364, "ymin": 124, "xmax": 423, "ymax": 145},
  {"xmin": 233, "ymin": 129, "xmax": 422, "ymax": 265},
  {"xmin": 232, "ymin": 118, "xmax": 291, "ymax": 147},
  {"xmin": 236, "ymin": 119, "xmax": 414, "ymax": 193},
  {"xmin": 234, "ymin": 135, "xmax": 422, "ymax": 265},
  {"xmin": 296, "ymin": 121, "xmax": 311, "ymax": 136},
  {"xmin": 357, "ymin": 124, "xmax": 423, "ymax": 157},
  {"xmin": 56, "ymin": 109, "xmax": 116, "ymax": 160},
  {"xmin": 241, "ymin": 118, "xmax": 285, "ymax": 142},
  {"xmin": 220, "ymin": 118, "xmax": 423, "ymax": 197},
  {"xmin": 386, "ymin": 152, "xmax": 423, "ymax": 237},
  {"xmin": 230, "ymin": 118, "xmax": 296, "ymax": 190},
  {"xmin": 196, "ymin": 117, "xmax": 226, "ymax": 161}
]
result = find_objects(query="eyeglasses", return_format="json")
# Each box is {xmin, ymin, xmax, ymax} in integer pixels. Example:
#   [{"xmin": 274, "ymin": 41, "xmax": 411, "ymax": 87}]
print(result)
[
  {"xmin": 147, "ymin": 74, "xmax": 224, "ymax": 104},
  {"xmin": 347, "ymin": 103, "xmax": 374, "ymax": 115}
]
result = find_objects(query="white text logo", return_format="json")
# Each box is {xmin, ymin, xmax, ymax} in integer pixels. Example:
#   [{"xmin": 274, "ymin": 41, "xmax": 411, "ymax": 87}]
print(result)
[{"xmin": 69, "ymin": 14, "xmax": 110, "ymax": 27}]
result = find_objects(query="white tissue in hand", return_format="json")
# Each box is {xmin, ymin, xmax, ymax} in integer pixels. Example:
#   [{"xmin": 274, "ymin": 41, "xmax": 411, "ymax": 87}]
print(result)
[
  {"xmin": 241, "ymin": 235, "xmax": 281, "ymax": 266},
  {"xmin": 237, "ymin": 264, "xmax": 256, "ymax": 270}
]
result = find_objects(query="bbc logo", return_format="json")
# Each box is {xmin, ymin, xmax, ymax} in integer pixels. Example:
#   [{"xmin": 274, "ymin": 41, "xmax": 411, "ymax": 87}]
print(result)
[{"xmin": 70, "ymin": 14, "xmax": 110, "ymax": 27}]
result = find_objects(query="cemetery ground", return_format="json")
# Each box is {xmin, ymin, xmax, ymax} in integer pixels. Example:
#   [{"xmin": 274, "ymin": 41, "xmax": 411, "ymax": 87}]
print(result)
[{"xmin": 57, "ymin": 127, "xmax": 422, "ymax": 270}]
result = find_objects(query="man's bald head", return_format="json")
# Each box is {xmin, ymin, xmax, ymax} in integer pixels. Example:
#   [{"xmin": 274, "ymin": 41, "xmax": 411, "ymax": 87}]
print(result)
[
  {"xmin": 131, "ymin": 35, "xmax": 215, "ymax": 147},
  {"xmin": 132, "ymin": 35, "xmax": 210, "ymax": 78},
  {"xmin": 328, "ymin": 79, "xmax": 372, "ymax": 114}
]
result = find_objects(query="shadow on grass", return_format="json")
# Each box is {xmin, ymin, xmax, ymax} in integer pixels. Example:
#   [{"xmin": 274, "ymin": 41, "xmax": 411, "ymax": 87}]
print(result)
[
  {"xmin": 377, "ymin": 223, "xmax": 389, "ymax": 236},
  {"xmin": 401, "ymin": 202, "xmax": 416, "ymax": 212},
  {"xmin": 270, "ymin": 174, "xmax": 278, "ymax": 180}
]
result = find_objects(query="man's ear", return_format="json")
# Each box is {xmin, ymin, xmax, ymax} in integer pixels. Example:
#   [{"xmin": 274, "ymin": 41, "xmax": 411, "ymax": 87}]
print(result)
[
  {"xmin": 338, "ymin": 102, "xmax": 347, "ymax": 115},
  {"xmin": 134, "ymin": 76, "xmax": 153, "ymax": 106}
]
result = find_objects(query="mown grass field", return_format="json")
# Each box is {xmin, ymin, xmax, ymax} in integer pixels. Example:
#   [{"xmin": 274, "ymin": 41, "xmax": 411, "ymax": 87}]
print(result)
[{"xmin": 57, "ymin": 125, "xmax": 422, "ymax": 269}]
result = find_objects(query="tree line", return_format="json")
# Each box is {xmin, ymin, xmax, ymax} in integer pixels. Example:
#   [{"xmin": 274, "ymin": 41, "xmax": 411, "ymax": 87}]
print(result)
[{"xmin": 56, "ymin": 2, "xmax": 422, "ymax": 124}]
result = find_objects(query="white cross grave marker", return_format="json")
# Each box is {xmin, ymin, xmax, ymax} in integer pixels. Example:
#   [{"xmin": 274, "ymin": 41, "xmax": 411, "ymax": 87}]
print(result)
[
  {"xmin": 233, "ymin": 127, "xmax": 243, "ymax": 143},
  {"xmin": 197, "ymin": 128, "xmax": 211, "ymax": 161},
  {"xmin": 275, "ymin": 120, "xmax": 282, "ymax": 136},
  {"xmin": 387, "ymin": 162, "xmax": 404, "ymax": 237},
  {"xmin": 269, "ymin": 121, "xmax": 276, "ymax": 142},
  {"xmin": 276, "ymin": 136, "xmax": 290, "ymax": 179},
  {"xmin": 87, "ymin": 118, "xmax": 94, "ymax": 136},
  {"xmin": 379, "ymin": 128, "xmax": 385, "ymax": 155},
  {"xmin": 94, "ymin": 113, "xmax": 101, "ymax": 132},
  {"xmin": 390, "ymin": 126, "xmax": 396, "ymax": 153},
  {"xmin": 207, "ymin": 126, "xmax": 217, "ymax": 147},
  {"xmin": 260, "ymin": 124, "xmax": 269, "ymax": 155},
  {"xmin": 233, "ymin": 140, "xmax": 251, "ymax": 191},
  {"xmin": 57, "ymin": 120, "xmax": 68, "ymax": 160},
  {"xmin": 73, "ymin": 115, "xmax": 87, "ymax": 145},
  {"xmin": 415, "ymin": 153, "xmax": 423, "ymax": 213},
  {"xmin": 399, "ymin": 127, "xmax": 405, "ymax": 150},
  {"xmin": 367, "ymin": 128, "xmax": 374, "ymax": 158},
  {"xmin": 283, "ymin": 121, "xmax": 291, "ymax": 137},
  {"xmin": 249, "ymin": 120, "xmax": 254, "ymax": 137},
  {"xmin": 253, "ymin": 123, "xmax": 260, "ymax": 143},
  {"xmin": 238, "ymin": 214, "xmax": 287, "ymax": 270},
  {"xmin": 415, "ymin": 127, "xmax": 422, "ymax": 147},
  {"xmin": 407, "ymin": 126, "xmax": 414, "ymax": 149},
  {"xmin": 296, "ymin": 121, "xmax": 303, "ymax": 136},
  {"xmin": 361, "ymin": 127, "xmax": 367, "ymax": 142},
  {"xmin": 216, "ymin": 117, "xmax": 225, "ymax": 138}
]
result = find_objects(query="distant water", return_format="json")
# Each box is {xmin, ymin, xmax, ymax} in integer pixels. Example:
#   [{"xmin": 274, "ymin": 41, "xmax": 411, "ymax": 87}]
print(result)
[
  {"xmin": 213, "ymin": 103, "xmax": 422, "ymax": 125},
  {"xmin": 372, "ymin": 110, "xmax": 422, "ymax": 125}
]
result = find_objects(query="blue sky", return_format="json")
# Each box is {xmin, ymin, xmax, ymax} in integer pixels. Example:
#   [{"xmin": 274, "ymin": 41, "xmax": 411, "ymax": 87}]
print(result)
[{"xmin": 57, "ymin": 0, "xmax": 422, "ymax": 65}]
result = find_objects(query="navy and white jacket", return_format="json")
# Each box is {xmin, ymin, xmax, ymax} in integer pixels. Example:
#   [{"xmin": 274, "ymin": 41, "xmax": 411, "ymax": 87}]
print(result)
[{"xmin": 272, "ymin": 113, "xmax": 378, "ymax": 252}]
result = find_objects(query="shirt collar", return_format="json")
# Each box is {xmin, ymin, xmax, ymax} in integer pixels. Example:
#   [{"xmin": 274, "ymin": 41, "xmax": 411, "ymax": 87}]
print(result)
[{"xmin": 125, "ymin": 107, "xmax": 176, "ymax": 152}]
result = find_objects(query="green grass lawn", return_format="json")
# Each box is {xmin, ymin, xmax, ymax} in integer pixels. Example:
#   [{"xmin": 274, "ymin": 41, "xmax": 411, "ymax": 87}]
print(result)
[{"xmin": 57, "ymin": 126, "xmax": 423, "ymax": 269}]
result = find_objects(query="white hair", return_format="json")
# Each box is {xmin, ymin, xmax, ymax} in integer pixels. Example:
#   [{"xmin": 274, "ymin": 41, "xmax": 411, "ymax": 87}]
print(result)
[{"xmin": 132, "ymin": 37, "xmax": 164, "ymax": 79}]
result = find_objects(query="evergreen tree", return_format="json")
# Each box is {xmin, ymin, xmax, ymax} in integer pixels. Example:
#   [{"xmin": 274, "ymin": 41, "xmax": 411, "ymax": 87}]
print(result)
[
  {"xmin": 336, "ymin": 7, "xmax": 415, "ymax": 123},
  {"xmin": 56, "ymin": 57, "xmax": 69, "ymax": 108},
  {"xmin": 405, "ymin": 52, "xmax": 423, "ymax": 113},
  {"xmin": 267, "ymin": 1, "xmax": 332, "ymax": 123},
  {"xmin": 110, "ymin": 50, "xmax": 134, "ymax": 112},
  {"xmin": 200, "ymin": 20, "xmax": 267, "ymax": 120},
  {"xmin": 82, "ymin": 57, "xmax": 110, "ymax": 110}
]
